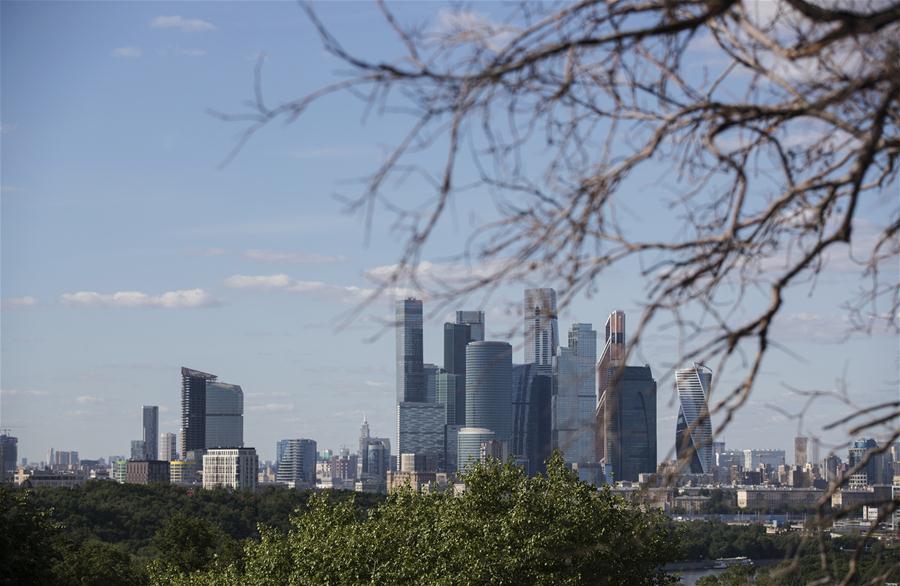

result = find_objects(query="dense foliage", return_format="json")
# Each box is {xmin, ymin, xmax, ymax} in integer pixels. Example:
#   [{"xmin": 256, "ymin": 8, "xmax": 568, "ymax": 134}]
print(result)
[{"xmin": 150, "ymin": 455, "xmax": 680, "ymax": 585}]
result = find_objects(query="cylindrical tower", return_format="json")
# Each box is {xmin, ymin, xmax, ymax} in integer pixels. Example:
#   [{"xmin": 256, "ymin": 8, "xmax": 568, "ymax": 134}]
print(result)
[
  {"xmin": 457, "ymin": 427, "xmax": 495, "ymax": 472},
  {"xmin": 465, "ymin": 341, "xmax": 513, "ymax": 441}
]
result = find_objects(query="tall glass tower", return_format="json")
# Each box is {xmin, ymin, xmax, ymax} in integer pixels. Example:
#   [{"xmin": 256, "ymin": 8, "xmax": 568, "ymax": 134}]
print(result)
[
  {"xmin": 456, "ymin": 310, "xmax": 485, "ymax": 341},
  {"xmin": 180, "ymin": 367, "xmax": 217, "ymax": 458},
  {"xmin": 523, "ymin": 289, "xmax": 558, "ymax": 369},
  {"xmin": 142, "ymin": 405, "xmax": 159, "ymax": 460},
  {"xmin": 675, "ymin": 363, "xmax": 713, "ymax": 474},
  {"xmin": 205, "ymin": 382, "xmax": 244, "ymax": 448},
  {"xmin": 596, "ymin": 310, "xmax": 626, "ymax": 464},
  {"xmin": 551, "ymin": 323, "xmax": 597, "ymax": 465},
  {"xmin": 396, "ymin": 298, "xmax": 424, "ymax": 403},
  {"xmin": 465, "ymin": 341, "xmax": 513, "ymax": 442},
  {"xmin": 604, "ymin": 366, "xmax": 657, "ymax": 482}
]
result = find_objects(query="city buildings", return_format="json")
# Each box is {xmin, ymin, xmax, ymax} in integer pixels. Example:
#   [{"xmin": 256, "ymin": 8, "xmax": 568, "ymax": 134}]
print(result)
[
  {"xmin": 14, "ymin": 468, "xmax": 86, "ymax": 488},
  {"xmin": 276, "ymin": 439, "xmax": 317, "ymax": 488},
  {"xmin": 130, "ymin": 440, "xmax": 146, "ymax": 461},
  {"xmin": 511, "ymin": 363, "xmax": 552, "ymax": 476},
  {"xmin": 457, "ymin": 428, "xmax": 495, "ymax": 471},
  {"xmin": 142, "ymin": 405, "xmax": 159, "ymax": 460},
  {"xmin": 795, "ymin": 436, "xmax": 809, "ymax": 467},
  {"xmin": 435, "ymin": 372, "xmax": 464, "ymax": 426},
  {"xmin": 47, "ymin": 449, "xmax": 79, "ymax": 470},
  {"xmin": 603, "ymin": 366, "xmax": 658, "ymax": 482},
  {"xmin": 396, "ymin": 298, "xmax": 425, "ymax": 403},
  {"xmin": 205, "ymin": 382, "xmax": 244, "ymax": 449},
  {"xmin": 551, "ymin": 323, "xmax": 597, "ymax": 466},
  {"xmin": 675, "ymin": 363, "xmax": 714, "ymax": 474},
  {"xmin": 180, "ymin": 367, "xmax": 218, "ymax": 457},
  {"xmin": 523, "ymin": 288, "xmax": 558, "ymax": 369},
  {"xmin": 0, "ymin": 432, "xmax": 18, "ymax": 482},
  {"xmin": 125, "ymin": 460, "xmax": 170, "ymax": 484},
  {"xmin": 397, "ymin": 402, "xmax": 446, "ymax": 471},
  {"xmin": 596, "ymin": 310, "xmax": 626, "ymax": 466},
  {"xmin": 202, "ymin": 448, "xmax": 258, "ymax": 491},
  {"xmin": 456, "ymin": 310, "xmax": 485, "ymax": 342},
  {"xmin": 161, "ymin": 432, "xmax": 178, "ymax": 462},
  {"xmin": 465, "ymin": 341, "xmax": 513, "ymax": 444},
  {"xmin": 743, "ymin": 449, "xmax": 786, "ymax": 472}
]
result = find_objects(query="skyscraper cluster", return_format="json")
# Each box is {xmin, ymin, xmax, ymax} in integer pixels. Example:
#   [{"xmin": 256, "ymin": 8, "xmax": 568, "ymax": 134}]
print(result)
[{"xmin": 391, "ymin": 289, "xmax": 691, "ymax": 485}]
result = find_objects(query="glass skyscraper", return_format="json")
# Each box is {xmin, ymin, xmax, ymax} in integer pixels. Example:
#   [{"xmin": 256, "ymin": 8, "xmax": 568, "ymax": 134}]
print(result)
[
  {"xmin": 603, "ymin": 365, "xmax": 657, "ymax": 482},
  {"xmin": 180, "ymin": 367, "xmax": 217, "ymax": 458},
  {"xmin": 523, "ymin": 289, "xmax": 558, "ymax": 369},
  {"xmin": 456, "ymin": 310, "xmax": 485, "ymax": 341},
  {"xmin": 551, "ymin": 323, "xmax": 597, "ymax": 465},
  {"xmin": 397, "ymin": 402, "xmax": 447, "ymax": 470},
  {"xmin": 396, "ymin": 298, "xmax": 424, "ymax": 403},
  {"xmin": 465, "ymin": 341, "xmax": 513, "ymax": 443},
  {"xmin": 457, "ymin": 427, "xmax": 495, "ymax": 472},
  {"xmin": 142, "ymin": 405, "xmax": 159, "ymax": 460},
  {"xmin": 206, "ymin": 382, "xmax": 244, "ymax": 449},
  {"xmin": 675, "ymin": 363, "xmax": 713, "ymax": 474},
  {"xmin": 276, "ymin": 438, "xmax": 318, "ymax": 487},
  {"xmin": 596, "ymin": 310, "xmax": 626, "ymax": 464},
  {"xmin": 511, "ymin": 363, "xmax": 552, "ymax": 476}
]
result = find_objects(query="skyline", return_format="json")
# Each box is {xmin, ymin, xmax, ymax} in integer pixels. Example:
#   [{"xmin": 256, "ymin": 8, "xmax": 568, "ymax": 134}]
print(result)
[{"xmin": 2, "ymin": 1, "xmax": 897, "ymax": 463}]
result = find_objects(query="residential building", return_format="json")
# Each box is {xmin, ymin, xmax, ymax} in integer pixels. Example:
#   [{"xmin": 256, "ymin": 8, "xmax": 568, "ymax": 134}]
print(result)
[
  {"xmin": 161, "ymin": 433, "xmax": 178, "ymax": 461},
  {"xmin": 675, "ymin": 363, "xmax": 714, "ymax": 474},
  {"xmin": 142, "ymin": 406, "xmax": 159, "ymax": 460},
  {"xmin": 169, "ymin": 460, "xmax": 199, "ymax": 485},
  {"xmin": 47, "ymin": 449, "xmax": 79, "ymax": 470},
  {"xmin": 602, "ymin": 365, "xmax": 658, "ymax": 482},
  {"xmin": 111, "ymin": 459, "xmax": 127, "ymax": 483},
  {"xmin": 552, "ymin": 323, "xmax": 597, "ymax": 466},
  {"xmin": 396, "ymin": 298, "xmax": 425, "ymax": 403},
  {"xmin": 202, "ymin": 448, "xmax": 258, "ymax": 491},
  {"xmin": 511, "ymin": 363, "xmax": 552, "ymax": 476},
  {"xmin": 276, "ymin": 439, "xmax": 317, "ymax": 488},
  {"xmin": 523, "ymin": 288, "xmax": 558, "ymax": 369},
  {"xmin": 125, "ymin": 460, "xmax": 170, "ymax": 484},
  {"xmin": 465, "ymin": 341, "xmax": 513, "ymax": 442}
]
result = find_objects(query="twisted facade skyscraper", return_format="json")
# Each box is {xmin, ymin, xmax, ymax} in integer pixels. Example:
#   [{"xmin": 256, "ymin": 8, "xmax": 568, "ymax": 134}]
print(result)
[{"xmin": 675, "ymin": 363, "xmax": 713, "ymax": 474}]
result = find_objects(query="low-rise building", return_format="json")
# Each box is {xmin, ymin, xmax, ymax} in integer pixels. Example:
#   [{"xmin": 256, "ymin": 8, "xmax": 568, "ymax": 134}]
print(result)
[
  {"xmin": 14, "ymin": 468, "xmax": 86, "ymax": 488},
  {"xmin": 125, "ymin": 460, "xmax": 170, "ymax": 485},
  {"xmin": 737, "ymin": 487, "xmax": 824, "ymax": 511}
]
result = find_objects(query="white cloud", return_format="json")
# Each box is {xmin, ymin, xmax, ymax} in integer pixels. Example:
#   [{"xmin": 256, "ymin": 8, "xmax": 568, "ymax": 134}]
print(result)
[
  {"xmin": 0, "ymin": 123, "xmax": 16, "ymax": 135},
  {"xmin": 175, "ymin": 48, "xmax": 207, "ymax": 57},
  {"xmin": 242, "ymin": 249, "xmax": 349, "ymax": 264},
  {"xmin": 1, "ymin": 388, "xmax": 50, "ymax": 397},
  {"xmin": 2, "ymin": 296, "xmax": 38, "ymax": 308},
  {"xmin": 76, "ymin": 395, "xmax": 103, "ymax": 404},
  {"xmin": 364, "ymin": 380, "xmax": 390, "ymax": 387},
  {"xmin": 248, "ymin": 403, "xmax": 295, "ymax": 413},
  {"xmin": 112, "ymin": 46, "xmax": 143, "ymax": 59},
  {"xmin": 224, "ymin": 273, "xmax": 419, "ymax": 304},
  {"xmin": 433, "ymin": 8, "xmax": 518, "ymax": 52},
  {"xmin": 150, "ymin": 16, "xmax": 216, "ymax": 32},
  {"xmin": 60, "ymin": 288, "xmax": 219, "ymax": 309}
]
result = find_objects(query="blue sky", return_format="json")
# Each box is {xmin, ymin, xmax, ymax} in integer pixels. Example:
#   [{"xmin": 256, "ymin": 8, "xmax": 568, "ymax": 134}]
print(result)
[{"xmin": 2, "ymin": 2, "xmax": 897, "ymax": 463}]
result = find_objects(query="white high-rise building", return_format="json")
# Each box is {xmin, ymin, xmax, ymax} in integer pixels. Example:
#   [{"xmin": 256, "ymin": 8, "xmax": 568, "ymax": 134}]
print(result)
[
  {"xmin": 523, "ymin": 289, "xmax": 558, "ymax": 369},
  {"xmin": 202, "ymin": 448, "xmax": 258, "ymax": 491},
  {"xmin": 675, "ymin": 364, "xmax": 714, "ymax": 474},
  {"xmin": 160, "ymin": 433, "xmax": 177, "ymax": 461},
  {"xmin": 552, "ymin": 323, "xmax": 597, "ymax": 465}
]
